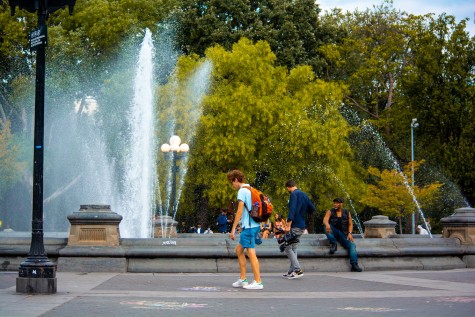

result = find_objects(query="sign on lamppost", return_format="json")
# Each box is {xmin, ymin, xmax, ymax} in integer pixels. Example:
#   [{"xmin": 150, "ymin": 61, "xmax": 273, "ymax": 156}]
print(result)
[
  {"xmin": 29, "ymin": 25, "xmax": 47, "ymax": 51},
  {"xmin": 8, "ymin": 0, "xmax": 76, "ymax": 294}
]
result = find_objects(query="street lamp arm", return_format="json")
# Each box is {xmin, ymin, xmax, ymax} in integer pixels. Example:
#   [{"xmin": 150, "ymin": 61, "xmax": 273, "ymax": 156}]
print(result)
[{"xmin": 9, "ymin": 0, "xmax": 76, "ymax": 16}]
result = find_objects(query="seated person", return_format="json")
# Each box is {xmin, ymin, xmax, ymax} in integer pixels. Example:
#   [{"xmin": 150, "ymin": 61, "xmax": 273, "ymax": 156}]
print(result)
[
  {"xmin": 323, "ymin": 198, "xmax": 362, "ymax": 272},
  {"xmin": 261, "ymin": 219, "xmax": 272, "ymax": 239},
  {"xmin": 273, "ymin": 214, "xmax": 286, "ymax": 239}
]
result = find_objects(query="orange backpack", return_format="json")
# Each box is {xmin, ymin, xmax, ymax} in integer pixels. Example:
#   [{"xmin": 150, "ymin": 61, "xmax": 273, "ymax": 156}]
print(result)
[{"xmin": 242, "ymin": 186, "xmax": 273, "ymax": 223}]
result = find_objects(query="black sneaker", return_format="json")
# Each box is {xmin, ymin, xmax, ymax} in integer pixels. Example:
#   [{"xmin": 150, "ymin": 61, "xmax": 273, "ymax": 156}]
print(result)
[
  {"xmin": 329, "ymin": 242, "xmax": 337, "ymax": 254},
  {"xmin": 285, "ymin": 271, "xmax": 303, "ymax": 279},
  {"xmin": 295, "ymin": 269, "xmax": 304, "ymax": 277},
  {"xmin": 351, "ymin": 263, "xmax": 362, "ymax": 272},
  {"xmin": 282, "ymin": 272, "xmax": 292, "ymax": 278}
]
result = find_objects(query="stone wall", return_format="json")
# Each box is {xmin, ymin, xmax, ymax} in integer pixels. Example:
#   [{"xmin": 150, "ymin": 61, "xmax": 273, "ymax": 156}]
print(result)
[{"xmin": 1, "ymin": 233, "xmax": 472, "ymax": 273}]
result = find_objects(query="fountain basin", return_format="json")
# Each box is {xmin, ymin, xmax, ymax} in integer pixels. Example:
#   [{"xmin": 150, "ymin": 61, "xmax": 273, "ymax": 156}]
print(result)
[{"xmin": 1, "ymin": 233, "xmax": 473, "ymax": 273}]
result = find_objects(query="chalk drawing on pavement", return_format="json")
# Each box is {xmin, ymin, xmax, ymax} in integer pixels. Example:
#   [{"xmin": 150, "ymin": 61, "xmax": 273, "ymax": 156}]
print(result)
[
  {"xmin": 180, "ymin": 286, "xmax": 220, "ymax": 291},
  {"xmin": 121, "ymin": 301, "xmax": 208, "ymax": 310},
  {"xmin": 436, "ymin": 297, "xmax": 475, "ymax": 303},
  {"xmin": 339, "ymin": 307, "xmax": 404, "ymax": 312}
]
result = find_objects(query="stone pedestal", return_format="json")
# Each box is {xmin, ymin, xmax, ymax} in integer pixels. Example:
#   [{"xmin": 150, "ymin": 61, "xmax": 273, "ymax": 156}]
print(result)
[
  {"xmin": 441, "ymin": 207, "xmax": 475, "ymax": 245},
  {"xmin": 67, "ymin": 205, "xmax": 122, "ymax": 247},
  {"xmin": 154, "ymin": 215, "xmax": 178, "ymax": 238},
  {"xmin": 364, "ymin": 215, "xmax": 397, "ymax": 238}
]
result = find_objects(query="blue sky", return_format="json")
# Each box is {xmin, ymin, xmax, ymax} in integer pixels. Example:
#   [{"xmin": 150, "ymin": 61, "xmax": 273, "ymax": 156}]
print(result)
[{"xmin": 317, "ymin": 0, "xmax": 475, "ymax": 36}]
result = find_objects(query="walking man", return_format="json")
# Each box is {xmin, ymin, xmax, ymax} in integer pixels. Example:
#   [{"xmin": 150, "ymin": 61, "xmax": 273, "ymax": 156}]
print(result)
[
  {"xmin": 283, "ymin": 179, "xmax": 316, "ymax": 279},
  {"xmin": 226, "ymin": 170, "xmax": 264, "ymax": 290},
  {"xmin": 323, "ymin": 197, "xmax": 362, "ymax": 272}
]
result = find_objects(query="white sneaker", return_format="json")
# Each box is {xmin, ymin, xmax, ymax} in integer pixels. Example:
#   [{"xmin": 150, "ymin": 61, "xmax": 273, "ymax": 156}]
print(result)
[
  {"xmin": 232, "ymin": 278, "xmax": 248, "ymax": 288},
  {"xmin": 282, "ymin": 272, "xmax": 292, "ymax": 278},
  {"xmin": 243, "ymin": 280, "xmax": 264, "ymax": 290}
]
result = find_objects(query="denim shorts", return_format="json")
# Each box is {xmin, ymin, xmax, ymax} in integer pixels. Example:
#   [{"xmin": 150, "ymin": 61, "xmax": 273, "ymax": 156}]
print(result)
[{"xmin": 239, "ymin": 227, "xmax": 260, "ymax": 249}]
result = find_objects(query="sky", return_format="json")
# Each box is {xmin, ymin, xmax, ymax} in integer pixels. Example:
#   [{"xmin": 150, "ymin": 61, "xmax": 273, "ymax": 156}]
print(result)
[{"xmin": 317, "ymin": 0, "xmax": 475, "ymax": 36}]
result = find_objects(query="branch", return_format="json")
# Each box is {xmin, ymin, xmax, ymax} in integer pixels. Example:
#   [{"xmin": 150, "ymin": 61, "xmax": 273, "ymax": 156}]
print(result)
[{"xmin": 344, "ymin": 95, "xmax": 379, "ymax": 119}]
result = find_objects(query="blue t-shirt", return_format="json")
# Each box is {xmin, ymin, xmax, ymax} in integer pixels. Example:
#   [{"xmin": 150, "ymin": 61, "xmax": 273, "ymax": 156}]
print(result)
[{"xmin": 237, "ymin": 185, "xmax": 260, "ymax": 229}]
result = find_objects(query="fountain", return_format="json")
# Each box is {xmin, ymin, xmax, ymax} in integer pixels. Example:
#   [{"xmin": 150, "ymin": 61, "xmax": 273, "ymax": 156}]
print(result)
[
  {"xmin": 1, "ymin": 29, "xmax": 164, "ymax": 238},
  {"xmin": 340, "ymin": 105, "xmax": 467, "ymax": 236},
  {"xmin": 119, "ymin": 28, "xmax": 156, "ymax": 238},
  {"xmin": 1, "ymin": 26, "xmax": 475, "ymax": 273}
]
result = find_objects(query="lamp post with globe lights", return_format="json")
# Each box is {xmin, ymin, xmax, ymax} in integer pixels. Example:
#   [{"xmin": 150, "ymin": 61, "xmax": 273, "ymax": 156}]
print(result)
[{"xmin": 160, "ymin": 136, "xmax": 189, "ymax": 220}]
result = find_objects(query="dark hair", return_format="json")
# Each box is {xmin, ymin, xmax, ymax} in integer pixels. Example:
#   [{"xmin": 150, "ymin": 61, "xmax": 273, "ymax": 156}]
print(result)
[
  {"xmin": 333, "ymin": 197, "xmax": 344, "ymax": 203},
  {"xmin": 226, "ymin": 170, "xmax": 245, "ymax": 183},
  {"xmin": 285, "ymin": 179, "xmax": 297, "ymax": 188}
]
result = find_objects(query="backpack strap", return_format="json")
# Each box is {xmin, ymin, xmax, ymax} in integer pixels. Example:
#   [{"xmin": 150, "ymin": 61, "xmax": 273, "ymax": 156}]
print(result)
[{"xmin": 241, "ymin": 185, "xmax": 252, "ymax": 227}]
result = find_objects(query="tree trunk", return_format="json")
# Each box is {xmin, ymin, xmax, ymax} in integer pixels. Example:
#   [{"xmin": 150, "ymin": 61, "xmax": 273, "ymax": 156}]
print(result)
[{"xmin": 398, "ymin": 216, "xmax": 403, "ymax": 234}]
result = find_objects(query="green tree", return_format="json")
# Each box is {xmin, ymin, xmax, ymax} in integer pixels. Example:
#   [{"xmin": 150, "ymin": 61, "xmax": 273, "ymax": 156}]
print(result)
[
  {"xmin": 319, "ymin": 0, "xmax": 475, "ymax": 206},
  {"xmin": 0, "ymin": 121, "xmax": 26, "ymax": 199},
  {"xmin": 319, "ymin": 1, "xmax": 413, "ymax": 122},
  {"xmin": 390, "ymin": 14, "xmax": 475, "ymax": 205},
  {"xmin": 1, "ymin": 0, "xmax": 180, "ymax": 131},
  {"xmin": 361, "ymin": 160, "xmax": 442, "ymax": 233},
  {"xmin": 157, "ymin": 38, "xmax": 367, "ymax": 224},
  {"xmin": 176, "ymin": 0, "xmax": 336, "ymax": 71}
]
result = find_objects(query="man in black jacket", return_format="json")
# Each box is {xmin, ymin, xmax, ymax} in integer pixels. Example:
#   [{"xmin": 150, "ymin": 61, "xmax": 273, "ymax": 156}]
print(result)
[{"xmin": 323, "ymin": 198, "xmax": 362, "ymax": 272}]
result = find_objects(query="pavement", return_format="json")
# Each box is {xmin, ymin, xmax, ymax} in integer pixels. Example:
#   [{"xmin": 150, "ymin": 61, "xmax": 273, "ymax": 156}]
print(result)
[{"xmin": 1, "ymin": 268, "xmax": 475, "ymax": 317}]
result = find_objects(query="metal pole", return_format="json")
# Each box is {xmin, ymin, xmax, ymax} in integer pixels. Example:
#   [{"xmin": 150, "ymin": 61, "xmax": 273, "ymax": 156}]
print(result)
[
  {"xmin": 18, "ymin": 2, "xmax": 56, "ymax": 281},
  {"xmin": 169, "ymin": 153, "xmax": 178, "ymax": 217},
  {"xmin": 411, "ymin": 124, "xmax": 415, "ymax": 234}
]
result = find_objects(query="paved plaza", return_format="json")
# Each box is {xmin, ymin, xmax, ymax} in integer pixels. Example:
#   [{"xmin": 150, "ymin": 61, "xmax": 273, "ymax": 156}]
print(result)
[{"xmin": 1, "ymin": 269, "xmax": 474, "ymax": 317}]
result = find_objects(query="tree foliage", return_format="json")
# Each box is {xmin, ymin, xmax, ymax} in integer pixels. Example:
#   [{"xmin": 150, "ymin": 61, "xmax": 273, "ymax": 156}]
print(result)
[
  {"xmin": 0, "ymin": 121, "xmax": 26, "ymax": 199},
  {"xmin": 176, "ymin": 0, "xmax": 336, "ymax": 71},
  {"xmin": 320, "ymin": 0, "xmax": 475, "ymax": 206},
  {"xmin": 157, "ymin": 38, "xmax": 367, "ymax": 223},
  {"xmin": 361, "ymin": 160, "xmax": 443, "ymax": 233},
  {"xmin": 0, "ymin": 0, "xmax": 179, "ymax": 132},
  {"xmin": 394, "ymin": 14, "xmax": 475, "ymax": 205},
  {"xmin": 1, "ymin": 0, "xmax": 474, "ymax": 231}
]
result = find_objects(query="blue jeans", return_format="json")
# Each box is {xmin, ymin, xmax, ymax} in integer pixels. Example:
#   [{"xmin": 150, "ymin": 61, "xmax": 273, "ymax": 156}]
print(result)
[
  {"xmin": 283, "ymin": 227, "xmax": 304, "ymax": 273},
  {"xmin": 324, "ymin": 225, "xmax": 358, "ymax": 264}
]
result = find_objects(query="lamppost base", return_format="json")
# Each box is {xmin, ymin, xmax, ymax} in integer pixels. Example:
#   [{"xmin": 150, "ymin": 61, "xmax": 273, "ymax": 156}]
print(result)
[
  {"xmin": 16, "ymin": 277, "xmax": 57, "ymax": 294},
  {"xmin": 16, "ymin": 258, "xmax": 57, "ymax": 293}
]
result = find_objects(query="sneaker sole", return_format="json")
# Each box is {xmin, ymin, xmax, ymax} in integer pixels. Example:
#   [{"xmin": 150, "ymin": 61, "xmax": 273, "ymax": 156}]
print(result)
[
  {"xmin": 286, "ymin": 274, "xmax": 303, "ymax": 279},
  {"xmin": 232, "ymin": 284, "xmax": 248, "ymax": 288},
  {"xmin": 243, "ymin": 286, "xmax": 264, "ymax": 290}
]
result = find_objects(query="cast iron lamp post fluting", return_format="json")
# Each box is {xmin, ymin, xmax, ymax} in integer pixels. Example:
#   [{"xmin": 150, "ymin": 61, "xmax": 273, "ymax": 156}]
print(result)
[
  {"xmin": 8, "ymin": 0, "xmax": 75, "ymax": 293},
  {"xmin": 411, "ymin": 118, "xmax": 419, "ymax": 235},
  {"xmin": 160, "ymin": 136, "xmax": 189, "ymax": 219}
]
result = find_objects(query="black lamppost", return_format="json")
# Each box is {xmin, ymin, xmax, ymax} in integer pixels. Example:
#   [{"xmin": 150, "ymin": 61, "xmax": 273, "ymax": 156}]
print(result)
[
  {"xmin": 8, "ymin": 0, "xmax": 76, "ymax": 294},
  {"xmin": 160, "ymin": 136, "xmax": 189, "ymax": 218}
]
